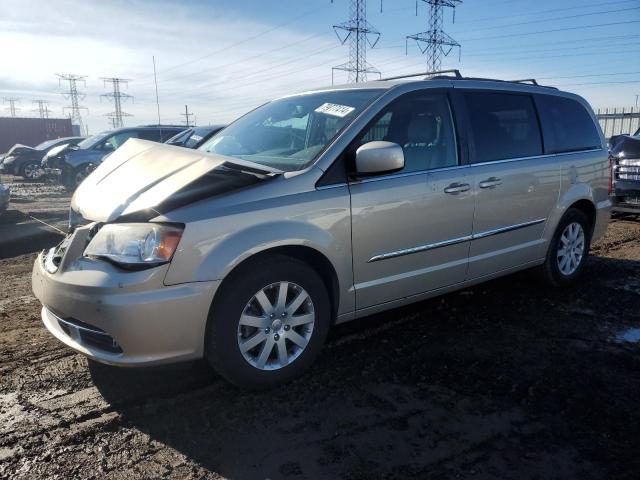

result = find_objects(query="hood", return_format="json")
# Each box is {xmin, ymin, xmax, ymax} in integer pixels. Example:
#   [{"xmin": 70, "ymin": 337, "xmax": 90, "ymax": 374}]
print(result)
[
  {"xmin": 611, "ymin": 134, "xmax": 640, "ymax": 159},
  {"xmin": 71, "ymin": 138, "xmax": 279, "ymax": 223},
  {"xmin": 45, "ymin": 143, "xmax": 70, "ymax": 159},
  {"xmin": 6, "ymin": 144, "xmax": 36, "ymax": 156}
]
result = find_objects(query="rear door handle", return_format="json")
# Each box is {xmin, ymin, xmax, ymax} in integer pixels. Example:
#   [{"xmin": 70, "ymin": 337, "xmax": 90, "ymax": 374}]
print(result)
[
  {"xmin": 444, "ymin": 182, "xmax": 471, "ymax": 194},
  {"xmin": 479, "ymin": 177, "xmax": 502, "ymax": 189}
]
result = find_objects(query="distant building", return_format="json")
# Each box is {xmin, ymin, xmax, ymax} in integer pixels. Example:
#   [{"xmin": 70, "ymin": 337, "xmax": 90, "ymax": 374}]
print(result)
[{"xmin": 0, "ymin": 117, "xmax": 74, "ymax": 152}]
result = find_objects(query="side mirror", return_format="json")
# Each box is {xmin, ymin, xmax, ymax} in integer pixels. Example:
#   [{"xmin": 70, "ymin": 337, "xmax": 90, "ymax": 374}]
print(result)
[{"xmin": 355, "ymin": 141, "xmax": 404, "ymax": 175}]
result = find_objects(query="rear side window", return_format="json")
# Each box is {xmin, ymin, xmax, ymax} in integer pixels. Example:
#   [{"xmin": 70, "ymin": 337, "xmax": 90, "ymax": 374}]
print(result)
[
  {"xmin": 465, "ymin": 92, "xmax": 543, "ymax": 163},
  {"xmin": 536, "ymin": 95, "xmax": 601, "ymax": 153}
]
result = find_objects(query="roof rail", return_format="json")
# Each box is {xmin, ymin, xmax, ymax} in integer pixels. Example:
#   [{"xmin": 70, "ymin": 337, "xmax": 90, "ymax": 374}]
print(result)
[
  {"xmin": 378, "ymin": 69, "xmax": 462, "ymax": 82},
  {"xmin": 510, "ymin": 79, "xmax": 539, "ymax": 85}
]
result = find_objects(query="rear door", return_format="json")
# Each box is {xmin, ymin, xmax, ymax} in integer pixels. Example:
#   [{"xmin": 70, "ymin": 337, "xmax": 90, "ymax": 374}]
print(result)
[
  {"xmin": 461, "ymin": 90, "xmax": 561, "ymax": 278},
  {"xmin": 349, "ymin": 90, "xmax": 475, "ymax": 309}
]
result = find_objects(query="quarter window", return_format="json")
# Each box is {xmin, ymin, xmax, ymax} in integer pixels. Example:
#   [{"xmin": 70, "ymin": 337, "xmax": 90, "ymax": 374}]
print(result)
[
  {"xmin": 536, "ymin": 95, "xmax": 601, "ymax": 153},
  {"xmin": 357, "ymin": 93, "xmax": 458, "ymax": 172},
  {"xmin": 465, "ymin": 92, "xmax": 543, "ymax": 163}
]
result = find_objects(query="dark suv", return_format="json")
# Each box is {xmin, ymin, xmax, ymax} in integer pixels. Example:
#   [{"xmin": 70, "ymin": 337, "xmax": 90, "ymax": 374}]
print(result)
[
  {"xmin": 42, "ymin": 125, "xmax": 184, "ymax": 190},
  {"xmin": 610, "ymin": 127, "xmax": 640, "ymax": 214},
  {"xmin": 0, "ymin": 137, "xmax": 84, "ymax": 180}
]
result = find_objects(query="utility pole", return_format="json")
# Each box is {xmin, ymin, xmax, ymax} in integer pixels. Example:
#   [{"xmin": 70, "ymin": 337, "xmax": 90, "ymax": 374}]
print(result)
[
  {"xmin": 181, "ymin": 105, "xmax": 194, "ymax": 127},
  {"xmin": 332, "ymin": 0, "xmax": 381, "ymax": 84},
  {"xmin": 406, "ymin": 0, "xmax": 462, "ymax": 72},
  {"xmin": 3, "ymin": 98, "xmax": 20, "ymax": 117},
  {"xmin": 32, "ymin": 99, "xmax": 51, "ymax": 119},
  {"xmin": 635, "ymin": 94, "xmax": 639, "ymax": 108},
  {"xmin": 101, "ymin": 77, "xmax": 133, "ymax": 129},
  {"xmin": 57, "ymin": 73, "xmax": 88, "ymax": 135}
]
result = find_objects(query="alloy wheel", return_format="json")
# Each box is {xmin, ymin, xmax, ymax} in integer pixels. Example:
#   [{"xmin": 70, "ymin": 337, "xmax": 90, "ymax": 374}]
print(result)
[
  {"xmin": 556, "ymin": 222, "xmax": 585, "ymax": 276},
  {"xmin": 237, "ymin": 281, "xmax": 315, "ymax": 371},
  {"xmin": 23, "ymin": 163, "xmax": 41, "ymax": 180}
]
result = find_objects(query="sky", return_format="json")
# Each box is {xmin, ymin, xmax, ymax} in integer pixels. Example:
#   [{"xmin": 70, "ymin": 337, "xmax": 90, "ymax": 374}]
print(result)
[{"xmin": 1, "ymin": 0, "xmax": 639, "ymax": 134}]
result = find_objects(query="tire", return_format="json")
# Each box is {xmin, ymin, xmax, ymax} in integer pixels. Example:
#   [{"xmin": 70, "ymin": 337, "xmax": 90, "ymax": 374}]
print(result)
[
  {"xmin": 539, "ymin": 208, "xmax": 592, "ymax": 287},
  {"xmin": 205, "ymin": 255, "xmax": 331, "ymax": 389},
  {"xmin": 65, "ymin": 164, "xmax": 94, "ymax": 191},
  {"xmin": 20, "ymin": 162, "xmax": 42, "ymax": 181}
]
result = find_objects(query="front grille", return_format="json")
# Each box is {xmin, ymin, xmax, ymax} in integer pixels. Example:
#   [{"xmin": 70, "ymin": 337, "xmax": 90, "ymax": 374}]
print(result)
[
  {"xmin": 615, "ymin": 158, "xmax": 640, "ymax": 181},
  {"xmin": 56, "ymin": 315, "xmax": 122, "ymax": 354}
]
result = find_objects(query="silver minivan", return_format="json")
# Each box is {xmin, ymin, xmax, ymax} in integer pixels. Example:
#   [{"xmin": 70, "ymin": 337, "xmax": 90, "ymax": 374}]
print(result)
[{"xmin": 32, "ymin": 72, "xmax": 611, "ymax": 387}]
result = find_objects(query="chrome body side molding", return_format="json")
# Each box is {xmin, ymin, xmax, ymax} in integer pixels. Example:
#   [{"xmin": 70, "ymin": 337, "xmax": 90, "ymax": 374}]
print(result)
[{"xmin": 368, "ymin": 218, "xmax": 546, "ymax": 263}]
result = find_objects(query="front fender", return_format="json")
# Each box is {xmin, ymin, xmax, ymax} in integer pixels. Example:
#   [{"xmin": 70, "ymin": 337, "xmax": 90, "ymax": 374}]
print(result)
[
  {"xmin": 65, "ymin": 150, "xmax": 107, "ymax": 169},
  {"xmin": 162, "ymin": 184, "xmax": 354, "ymax": 316},
  {"xmin": 193, "ymin": 220, "xmax": 337, "ymax": 283}
]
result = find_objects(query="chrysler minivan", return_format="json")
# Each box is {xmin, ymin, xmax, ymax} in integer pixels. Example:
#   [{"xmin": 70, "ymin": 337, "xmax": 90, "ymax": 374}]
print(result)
[{"xmin": 32, "ymin": 71, "xmax": 611, "ymax": 387}]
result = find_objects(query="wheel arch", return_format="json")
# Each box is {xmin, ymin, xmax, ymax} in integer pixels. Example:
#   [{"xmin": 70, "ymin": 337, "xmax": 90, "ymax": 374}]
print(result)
[
  {"xmin": 210, "ymin": 244, "xmax": 341, "ymax": 325},
  {"xmin": 566, "ymin": 199, "xmax": 596, "ymax": 234}
]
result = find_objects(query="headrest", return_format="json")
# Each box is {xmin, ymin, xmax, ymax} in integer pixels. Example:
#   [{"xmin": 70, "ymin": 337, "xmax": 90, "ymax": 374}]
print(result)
[{"xmin": 406, "ymin": 113, "xmax": 437, "ymax": 144}]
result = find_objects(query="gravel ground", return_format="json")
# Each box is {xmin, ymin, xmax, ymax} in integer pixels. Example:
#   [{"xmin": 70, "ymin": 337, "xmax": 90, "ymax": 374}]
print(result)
[{"xmin": 0, "ymin": 181, "xmax": 639, "ymax": 478}]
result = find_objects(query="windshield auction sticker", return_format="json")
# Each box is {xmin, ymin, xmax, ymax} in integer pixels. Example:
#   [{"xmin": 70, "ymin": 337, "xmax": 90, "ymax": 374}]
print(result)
[{"xmin": 314, "ymin": 103, "xmax": 355, "ymax": 118}]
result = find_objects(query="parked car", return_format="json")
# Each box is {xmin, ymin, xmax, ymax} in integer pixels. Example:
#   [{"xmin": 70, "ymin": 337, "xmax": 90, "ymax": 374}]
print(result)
[
  {"xmin": 165, "ymin": 125, "xmax": 226, "ymax": 149},
  {"xmin": 0, "ymin": 181, "xmax": 9, "ymax": 215},
  {"xmin": 42, "ymin": 125, "xmax": 185, "ymax": 190},
  {"xmin": 0, "ymin": 137, "xmax": 84, "ymax": 180},
  {"xmin": 610, "ymin": 130, "xmax": 640, "ymax": 214},
  {"xmin": 32, "ymin": 72, "xmax": 611, "ymax": 388}
]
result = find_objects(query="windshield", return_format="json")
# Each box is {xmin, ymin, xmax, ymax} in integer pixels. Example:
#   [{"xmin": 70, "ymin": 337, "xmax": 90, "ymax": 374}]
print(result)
[
  {"xmin": 198, "ymin": 89, "xmax": 383, "ymax": 171},
  {"xmin": 35, "ymin": 138, "xmax": 61, "ymax": 150},
  {"xmin": 77, "ymin": 132, "xmax": 110, "ymax": 149}
]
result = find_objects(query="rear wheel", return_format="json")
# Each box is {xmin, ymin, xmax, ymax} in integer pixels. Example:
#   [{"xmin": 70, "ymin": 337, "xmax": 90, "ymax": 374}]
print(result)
[
  {"xmin": 205, "ymin": 255, "xmax": 331, "ymax": 388},
  {"xmin": 539, "ymin": 208, "xmax": 591, "ymax": 286}
]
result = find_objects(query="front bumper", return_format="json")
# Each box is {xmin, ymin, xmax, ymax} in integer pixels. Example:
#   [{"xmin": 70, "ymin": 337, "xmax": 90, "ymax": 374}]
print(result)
[{"xmin": 32, "ymin": 242, "xmax": 220, "ymax": 367}]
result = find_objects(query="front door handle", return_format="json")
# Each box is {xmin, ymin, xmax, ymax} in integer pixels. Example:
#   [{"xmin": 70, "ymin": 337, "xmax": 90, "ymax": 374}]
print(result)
[
  {"xmin": 444, "ymin": 182, "xmax": 471, "ymax": 194},
  {"xmin": 479, "ymin": 177, "xmax": 502, "ymax": 189}
]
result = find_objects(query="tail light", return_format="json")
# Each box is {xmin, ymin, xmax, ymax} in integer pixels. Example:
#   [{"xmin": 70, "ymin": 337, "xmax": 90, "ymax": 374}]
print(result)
[{"xmin": 608, "ymin": 154, "xmax": 614, "ymax": 195}]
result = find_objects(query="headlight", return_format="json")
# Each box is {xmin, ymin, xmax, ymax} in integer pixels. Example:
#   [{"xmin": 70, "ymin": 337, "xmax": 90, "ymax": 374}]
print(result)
[{"xmin": 84, "ymin": 223, "xmax": 183, "ymax": 266}]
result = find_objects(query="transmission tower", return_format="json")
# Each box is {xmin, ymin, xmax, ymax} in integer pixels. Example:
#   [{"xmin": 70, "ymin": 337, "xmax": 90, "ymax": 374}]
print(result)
[
  {"xmin": 32, "ymin": 100, "xmax": 51, "ymax": 119},
  {"xmin": 406, "ymin": 0, "xmax": 462, "ymax": 72},
  {"xmin": 332, "ymin": 0, "xmax": 381, "ymax": 84},
  {"xmin": 181, "ymin": 105, "xmax": 193, "ymax": 127},
  {"xmin": 101, "ymin": 77, "xmax": 133, "ymax": 129},
  {"xmin": 3, "ymin": 98, "xmax": 20, "ymax": 117},
  {"xmin": 57, "ymin": 73, "xmax": 88, "ymax": 134}
]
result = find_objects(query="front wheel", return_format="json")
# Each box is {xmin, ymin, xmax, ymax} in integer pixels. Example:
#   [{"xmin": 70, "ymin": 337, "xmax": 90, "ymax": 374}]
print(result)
[
  {"xmin": 65, "ymin": 164, "xmax": 95, "ymax": 191},
  {"xmin": 20, "ymin": 162, "xmax": 42, "ymax": 181},
  {"xmin": 539, "ymin": 208, "xmax": 592, "ymax": 286},
  {"xmin": 205, "ymin": 255, "xmax": 331, "ymax": 389}
]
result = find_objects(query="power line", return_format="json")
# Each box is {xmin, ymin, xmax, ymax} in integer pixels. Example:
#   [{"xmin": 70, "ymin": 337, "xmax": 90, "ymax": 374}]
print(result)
[
  {"xmin": 134, "ymin": 4, "xmax": 329, "ymax": 82},
  {"xmin": 332, "ymin": 0, "xmax": 381, "ymax": 83},
  {"xmin": 101, "ymin": 77, "xmax": 133, "ymax": 128},
  {"xmin": 456, "ymin": 0, "xmax": 637, "ymax": 25},
  {"xmin": 32, "ymin": 100, "xmax": 51, "ymax": 119},
  {"xmin": 3, "ymin": 97, "xmax": 20, "ymax": 117},
  {"xmin": 56, "ymin": 73, "xmax": 88, "ymax": 134},
  {"xmin": 406, "ymin": 0, "xmax": 462, "ymax": 72},
  {"xmin": 459, "ymin": 19, "xmax": 640, "ymax": 42},
  {"xmin": 463, "ymin": 5, "xmax": 640, "ymax": 33}
]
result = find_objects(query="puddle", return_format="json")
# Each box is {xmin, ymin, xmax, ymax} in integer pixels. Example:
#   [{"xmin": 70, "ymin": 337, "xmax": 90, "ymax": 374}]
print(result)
[{"xmin": 616, "ymin": 328, "xmax": 640, "ymax": 343}]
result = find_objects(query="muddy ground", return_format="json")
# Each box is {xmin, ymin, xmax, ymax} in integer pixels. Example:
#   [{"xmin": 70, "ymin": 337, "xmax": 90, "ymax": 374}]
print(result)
[{"xmin": 0, "ymin": 176, "xmax": 639, "ymax": 479}]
